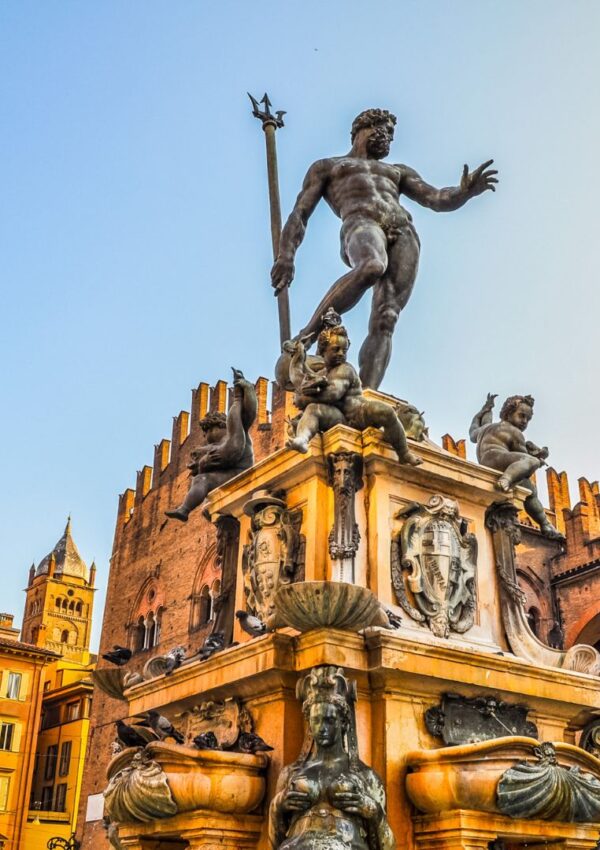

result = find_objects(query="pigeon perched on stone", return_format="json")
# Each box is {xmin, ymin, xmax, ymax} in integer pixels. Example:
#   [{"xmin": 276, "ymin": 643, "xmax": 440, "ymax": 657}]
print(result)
[
  {"xmin": 164, "ymin": 646, "xmax": 186, "ymax": 676},
  {"xmin": 103, "ymin": 816, "xmax": 125, "ymax": 850},
  {"xmin": 115, "ymin": 719, "xmax": 156, "ymax": 749},
  {"xmin": 193, "ymin": 731, "xmax": 220, "ymax": 750},
  {"xmin": 102, "ymin": 646, "xmax": 132, "ymax": 666},
  {"xmin": 236, "ymin": 731, "xmax": 274, "ymax": 753},
  {"xmin": 197, "ymin": 631, "xmax": 225, "ymax": 661},
  {"xmin": 236, "ymin": 611, "xmax": 267, "ymax": 637},
  {"xmin": 142, "ymin": 710, "xmax": 185, "ymax": 744},
  {"xmin": 384, "ymin": 609, "xmax": 402, "ymax": 629}
]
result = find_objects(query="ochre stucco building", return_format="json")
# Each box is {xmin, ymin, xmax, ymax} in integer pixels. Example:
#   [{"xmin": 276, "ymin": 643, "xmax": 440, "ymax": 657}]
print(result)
[
  {"xmin": 0, "ymin": 614, "xmax": 56, "ymax": 850},
  {"xmin": 0, "ymin": 520, "xmax": 96, "ymax": 850}
]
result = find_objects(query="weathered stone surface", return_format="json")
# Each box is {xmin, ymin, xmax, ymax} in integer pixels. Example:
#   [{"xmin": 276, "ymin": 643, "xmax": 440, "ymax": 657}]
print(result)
[
  {"xmin": 425, "ymin": 693, "xmax": 537, "ymax": 745},
  {"xmin": 407, "ymin": 737, "xmax": 600, "ymax": 821}
]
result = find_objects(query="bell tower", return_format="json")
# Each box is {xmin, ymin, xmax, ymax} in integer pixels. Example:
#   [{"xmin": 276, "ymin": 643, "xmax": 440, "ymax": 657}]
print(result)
[{"xmin": 21, "ymin": 517, "xmax": 95, "ymax": 663}]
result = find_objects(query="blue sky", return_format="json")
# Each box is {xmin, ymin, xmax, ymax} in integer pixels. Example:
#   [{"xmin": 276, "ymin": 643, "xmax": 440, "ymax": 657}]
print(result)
[{"xmin": 1, "ymin": 1, "xmax": 599, "ymax": 649}]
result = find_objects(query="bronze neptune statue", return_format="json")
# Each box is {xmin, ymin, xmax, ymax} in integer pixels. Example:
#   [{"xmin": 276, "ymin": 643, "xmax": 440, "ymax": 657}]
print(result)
[
  {"xmin": 470, "ymin": 393, "xmax": 564, "ymax": 540},
  {"xmin": 269, "ymin": 665, "xmax": 395, "ymax": 850},
  {"xmin": 272, "ymin": 108, "xmax": 497, "ymax": 389}
]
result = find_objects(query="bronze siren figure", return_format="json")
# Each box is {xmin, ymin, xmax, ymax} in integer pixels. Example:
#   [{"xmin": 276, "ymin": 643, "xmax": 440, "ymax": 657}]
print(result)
[
  {"xmin": 271, "ymin": 108, "xmax": 497, "ymax": 389},
  {"xmin": 268, "ymin": 665, "xmax": 395, "ymax": 850}
]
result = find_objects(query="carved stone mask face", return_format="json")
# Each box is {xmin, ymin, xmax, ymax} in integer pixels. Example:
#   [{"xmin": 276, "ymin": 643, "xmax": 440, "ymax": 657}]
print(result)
[
  {"xmin": 323, "ymin": 336, "xmax": 349, "ymax": 369},
  {"xmin": 309, "ymin": 703, "xmax": 341, "ymax": 747},
  {"xmin": 365, "ymin": 124, "xmax": 393, "ymax": 159},
  {"xmin": 509, "ymin": 403, "xmax": 533, "ymax": 432}
]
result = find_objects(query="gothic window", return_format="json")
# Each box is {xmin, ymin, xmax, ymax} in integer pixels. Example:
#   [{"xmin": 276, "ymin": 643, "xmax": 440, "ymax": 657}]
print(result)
[
  {"xmin": 60, "ymin": 630, "xmax": 69, "ymax": 643},
  {"xmin": 55, "ymin": 598, "xmax": 62, "ymax": 610},
  {"xmin": 527, "ymin": 606, "xmax": 541, "ymax": 637},
  {"xmin": 155, "ymin": 608, "xmax": 163, "ymax": 645},
  {"xmin": 131, "ymin": 616, "xmax": 145, "ymax": 653},
  {"xmin": 69, "ymin": 601, "xmax": 75, "ymax": 613},
  {"xmin": 76, "ymin": 601, "xmax": 83, "ymax": 615},
  {"xmin": 129, "ymin": 578, "xmax": 165, "ymax": 652},
  {"xmin": 199, "ymin": 585, "xmax": 212, "ymax": 626},
  {"xmin": 62, "ymin": 599, "xmax": 68, "ymax": 610},
  {"xmin": 211, "ymin": 579, "xmax": 221, "ymax": 604},
  {"xmin": 145, "ymin": 612, "xmax": 156, "ymax": 650}
]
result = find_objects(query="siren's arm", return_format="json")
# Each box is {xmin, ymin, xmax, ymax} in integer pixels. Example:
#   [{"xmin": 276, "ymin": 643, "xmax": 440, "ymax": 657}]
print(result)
[{"xmin": 271, "ymin": 160, "xmax": 329, "ymax": 292}]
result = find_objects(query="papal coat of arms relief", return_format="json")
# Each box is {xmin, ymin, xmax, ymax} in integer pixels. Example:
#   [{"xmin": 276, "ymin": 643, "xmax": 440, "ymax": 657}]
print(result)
[
  {"xmin": 391, "ymin": 494, "xmax": 478, "ymax": 638},
  {"xmin": 242, "ymin": 490, "xmax": 305, "ymax": 623}
]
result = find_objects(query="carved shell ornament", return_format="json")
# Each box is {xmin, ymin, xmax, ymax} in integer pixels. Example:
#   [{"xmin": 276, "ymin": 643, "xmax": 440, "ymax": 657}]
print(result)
[
  {"xmin": 497, "ymin": 742, "xmax": 600, "ymax": 822},
  {"xmin": 104, "ymin": 750, "xmax": 177, "ymax": 823}
]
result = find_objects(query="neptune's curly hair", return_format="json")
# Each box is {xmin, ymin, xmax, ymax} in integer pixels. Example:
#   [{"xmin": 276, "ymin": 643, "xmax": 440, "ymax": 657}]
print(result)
[{"xmin": 351, "ymin": 108, "xmax": 397, "ymax": 142}]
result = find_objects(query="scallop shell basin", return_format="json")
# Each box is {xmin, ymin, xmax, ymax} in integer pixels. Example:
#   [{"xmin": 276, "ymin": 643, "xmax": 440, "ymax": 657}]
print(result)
[{"xmin": 273, "ymin": 581, "xmax": 382, "ymax": 631}]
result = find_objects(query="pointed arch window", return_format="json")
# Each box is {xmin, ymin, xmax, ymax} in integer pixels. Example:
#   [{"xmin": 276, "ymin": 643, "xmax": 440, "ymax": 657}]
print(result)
[
  {"xmin": 527, "ymin": 606, "xmax": 541, "ymax": 637},
  {"xmin": 131, "ymin": 616, "xmax": 145, "ymax": 653},
  {"xmin": 199, "ymin": 585, "xmax": 212, "ymax": 626},
  {"xmin": 145, "ymin": 612, "xmax": 156, "ymax": 650}
]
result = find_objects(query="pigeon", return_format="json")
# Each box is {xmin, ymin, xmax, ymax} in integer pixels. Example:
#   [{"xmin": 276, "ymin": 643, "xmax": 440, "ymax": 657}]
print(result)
[
  {"xmin": 236, "ymin": 732, "xmax": 274, "ymax": 753},
  {"xmin": 115, "ymin": 719, "xmax": 156, "ymax": 749},
  {"xmin": 143, "ymin": 710, "xmax": 185, "ymax": 744},
  {"xmin": 103, "ymin": 816, "xmax": 125, "ymax": 850},
  {"xmin": 384, "ymin": 609, "xmax": 402, "ymax": 629},
  {"xmin": 164, "ymin": 646, "xmax": 186, "ymax": 676},
  {"xmin": 102, "ymin": 646, "xmax": 132, "ymax": 666},
  {"xmin": 197, "ymin": 632, "xmax": 225, "ymax": 661},
  {"xmin": 236, "ymin": 611, "xmax": 267, "ymax": 638},
  {"xmin": 193, "ymin": 731, "xmax": 220, "ymax": 750}
]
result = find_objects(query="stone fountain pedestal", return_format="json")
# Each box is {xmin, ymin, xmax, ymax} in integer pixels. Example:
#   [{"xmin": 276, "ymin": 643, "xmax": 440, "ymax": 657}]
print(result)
[{"xmin": 107, "ymin": 418, "xmax": 600, "ymax": 850}]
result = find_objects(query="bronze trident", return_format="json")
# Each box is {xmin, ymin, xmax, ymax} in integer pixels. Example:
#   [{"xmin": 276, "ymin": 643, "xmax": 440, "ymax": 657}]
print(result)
[{"xmin": 248, "ymin": 92, "xmax": 291, "ymax": 345}]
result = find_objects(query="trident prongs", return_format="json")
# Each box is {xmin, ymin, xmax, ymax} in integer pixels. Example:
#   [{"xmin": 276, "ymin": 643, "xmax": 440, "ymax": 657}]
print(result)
[{"xmin": 248, "ymin": 92, "xmax": 286, "ymax": 129}]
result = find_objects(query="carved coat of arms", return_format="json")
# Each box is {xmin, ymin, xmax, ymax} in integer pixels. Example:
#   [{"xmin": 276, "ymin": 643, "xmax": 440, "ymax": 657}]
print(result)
[
  {"xmin": 242, "ymin": 490, "xmax": 304, "ymax": 622},
  {"xmin": 391, "ymin": 494, "xmax": 477, "ymax": 638}
]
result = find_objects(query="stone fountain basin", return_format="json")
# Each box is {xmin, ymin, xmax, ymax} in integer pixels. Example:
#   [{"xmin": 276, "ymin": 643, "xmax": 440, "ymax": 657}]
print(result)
[
  {"xmin": 108, "ymin": 742, "xmax": 268, "ymax": 816},
  {"xmin": 272, "ymin": 580, "xmax": 385, "ymax": 632},
  {"xmin": 406, "ymin": 736, "xmax": 600, "ymax": 815}
]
